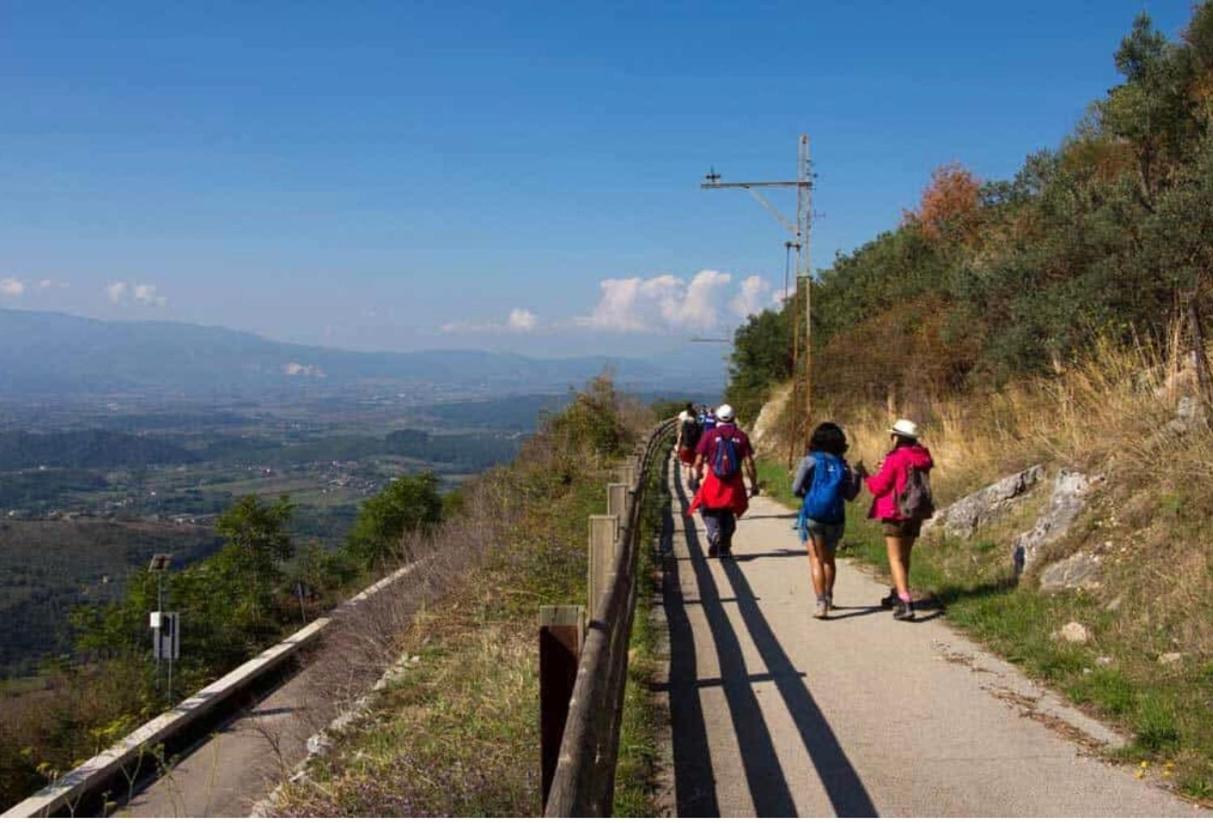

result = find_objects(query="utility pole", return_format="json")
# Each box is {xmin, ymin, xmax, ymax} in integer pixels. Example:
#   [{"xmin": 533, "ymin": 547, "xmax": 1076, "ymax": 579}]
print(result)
[{"xmin": 701, "ymin": 134, "xmax": 815, "ymax": 444}]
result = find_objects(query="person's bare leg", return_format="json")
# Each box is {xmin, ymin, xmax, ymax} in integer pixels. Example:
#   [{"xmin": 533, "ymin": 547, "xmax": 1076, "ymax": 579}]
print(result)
[
  {"xmin": 806, "ymin": 536, "xmax": 826, "ymax": 597},
  {"xmin": 900, "ymin": 536, "xmax": 917, "ymax": 598},
  {"xmin": 821, "ymin": 545, "xmax": 837, "ymax": 602},
  {"xmin": 885, "ymin": 536, "xmax": 910, "ymax": 597}
]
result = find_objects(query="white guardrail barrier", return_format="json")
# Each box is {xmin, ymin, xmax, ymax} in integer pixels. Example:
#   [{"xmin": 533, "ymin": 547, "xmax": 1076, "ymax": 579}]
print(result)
[{"xmin": 3, "ymin": 560, "xmax": 423, "ymax": 818}]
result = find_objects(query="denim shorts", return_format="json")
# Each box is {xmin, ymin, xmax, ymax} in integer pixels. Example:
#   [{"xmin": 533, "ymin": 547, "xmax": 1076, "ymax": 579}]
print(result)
[{"xmin": 801, "ymin": 518, "xmax": 844, "ymax": 552}]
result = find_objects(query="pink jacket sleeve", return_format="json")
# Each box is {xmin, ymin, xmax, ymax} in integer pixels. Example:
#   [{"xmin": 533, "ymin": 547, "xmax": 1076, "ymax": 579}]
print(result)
[{"xmin": 865, "ymin": 452, "xmax": 902, "ymax": 498}]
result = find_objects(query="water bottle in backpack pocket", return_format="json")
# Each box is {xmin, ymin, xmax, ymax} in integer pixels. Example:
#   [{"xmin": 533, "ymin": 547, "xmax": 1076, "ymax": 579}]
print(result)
[{"xmin": 801, "ymin": 452, "xmax": 847, "ymax": 524}]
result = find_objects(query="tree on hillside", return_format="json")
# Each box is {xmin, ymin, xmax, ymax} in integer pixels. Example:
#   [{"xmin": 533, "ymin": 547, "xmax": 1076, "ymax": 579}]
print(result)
[
  {"xmin": 346, "ymin": 473, "xmax": 443, "ymax": 570},
  {"xmin": 903, "ymin": 162, "xmax": 984, "ymax": 245},
  {"xmin": 727, "ymin": 305, "xmax": 792, "ymax": 424},
  {"xmin": 1100, "ymin": 12, "xmax": 1202, "ymax": 209},
  {"xmin": 214, "ymin": 495, "xmax": 295, "ymax": 624}
]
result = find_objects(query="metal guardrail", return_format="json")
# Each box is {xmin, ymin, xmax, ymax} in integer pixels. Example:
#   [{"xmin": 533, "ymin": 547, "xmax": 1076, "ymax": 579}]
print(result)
[
  {"xmin": 3, "ymin": 559, "xmax": 425, "ymax": 818},
  {"xmin": 542, "ymin": 418, "xmax": 676, "ymax": 817}
]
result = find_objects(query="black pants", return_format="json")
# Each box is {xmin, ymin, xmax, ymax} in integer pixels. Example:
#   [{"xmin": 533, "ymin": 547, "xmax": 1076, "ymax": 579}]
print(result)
[{"xmin": 701, "ymin": 507, "xmax": 736, "ymax": 555}]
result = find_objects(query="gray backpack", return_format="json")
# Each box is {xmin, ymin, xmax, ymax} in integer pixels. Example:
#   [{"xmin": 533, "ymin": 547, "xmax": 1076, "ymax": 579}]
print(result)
[{"xmin": 897, "ymin": 467, "xmax": 935, "ymax": 520}]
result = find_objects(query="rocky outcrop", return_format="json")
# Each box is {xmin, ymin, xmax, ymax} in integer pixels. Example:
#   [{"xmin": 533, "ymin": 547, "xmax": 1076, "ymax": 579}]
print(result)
[
  {"xmin": 1038, "ymin": 551, "xmax": 1102, "ymax": 593},
  {"xmin": 1165, "ymin": 394, "xmax": 1208, "ymax": 435},
  {"xmin": 750, "ymin": 381, "xmax": 793, "ymax": 458},
  {"xmin": 1052, "ymin": 621, "xmax": 1091, "ymax": 644},
  {"xmin": 924, "ymin": 464, "xmax": 1045, "ymax": 539},
  {"xmin": 1012, "ymin": 470, "xmax": 1101, "ymax": 577}
]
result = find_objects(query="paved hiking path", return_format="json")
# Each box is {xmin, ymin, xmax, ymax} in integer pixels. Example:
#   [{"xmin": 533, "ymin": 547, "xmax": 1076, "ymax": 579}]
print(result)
[
  {"xmin": 656, "ymin": 456, "xmax": 1206, "ymax": 816},
  {"xmin": 119, "ymin": 661, "xmax": 328, "ymax": 817}
]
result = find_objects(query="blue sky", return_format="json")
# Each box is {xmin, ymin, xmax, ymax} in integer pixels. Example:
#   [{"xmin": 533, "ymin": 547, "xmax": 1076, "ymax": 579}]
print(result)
[{"xmin": 0, "ymin": 0, "xmax": 1195, "ymax": 358}]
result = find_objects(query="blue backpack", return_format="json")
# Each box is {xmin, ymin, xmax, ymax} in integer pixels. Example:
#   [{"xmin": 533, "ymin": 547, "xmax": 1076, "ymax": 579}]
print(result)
[
  {"xmin": 801, "ymin": 452, "xmax": 847, "ymax": 524},
  {"xmin": 710, "ymin": 430, "xmax": 740, "ymax": 480}
]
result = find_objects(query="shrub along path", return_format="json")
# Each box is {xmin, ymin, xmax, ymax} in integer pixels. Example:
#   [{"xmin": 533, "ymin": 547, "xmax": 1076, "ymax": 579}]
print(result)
[{"xmin": 656, "ymin": 457, "xmax": 1205, "ymax": 816}]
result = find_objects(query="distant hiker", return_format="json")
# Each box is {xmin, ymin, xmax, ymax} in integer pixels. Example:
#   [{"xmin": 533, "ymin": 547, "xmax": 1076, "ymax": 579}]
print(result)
[
  {"xmin": 864, "ymin": 419, "xmax": 935, "ymax": 621},
  {"xmin": 792, "ymin": 422, "xmax": 863, "ymax": 619},
  {"xmin": 689, "ymin": 404, "xmax": 759, "ymax": 559},
  {"xmin": 675, "ymin": 408, "xmax": 703, "ymax": 491},
  {"xmin": 701, "ymin": 406, "xmax": 717, "ymax": 431}
]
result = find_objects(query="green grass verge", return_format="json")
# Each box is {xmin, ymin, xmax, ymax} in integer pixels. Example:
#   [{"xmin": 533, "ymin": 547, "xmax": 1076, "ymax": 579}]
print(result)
[
  {"xmin": 611, "ymin": 452, "xmax": 669, "ymax": 816},
  {"xmin": 273, "ymin": 432, "xmax": 675, "ymax": 816},
  {"xmin": 758, "ymin": 456, "xmax": 1213, "ymax": 801}
]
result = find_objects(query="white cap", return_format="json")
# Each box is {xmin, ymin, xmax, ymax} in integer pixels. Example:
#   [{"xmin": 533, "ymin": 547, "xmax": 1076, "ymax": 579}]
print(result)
[
  {"xmin": 889, "ymin": 418, "xmax": 920, "ymax": 439},
  {"xmin": 716, "ymin": 403, "xmax": 735, "ymax": 422}
]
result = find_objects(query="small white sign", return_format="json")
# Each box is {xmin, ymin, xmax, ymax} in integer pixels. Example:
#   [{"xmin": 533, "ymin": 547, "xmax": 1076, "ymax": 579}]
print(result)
[{"xmin": 151, "ymin": 611, "xmax": 180, "ymax": 661}]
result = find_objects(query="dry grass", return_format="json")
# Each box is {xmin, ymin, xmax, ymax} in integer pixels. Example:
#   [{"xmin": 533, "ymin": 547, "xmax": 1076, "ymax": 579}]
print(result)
[
  {"xmin": 814, "ymin": 333, "xmax": 1213, "ymax": 505},
  {"xmin": 761, "ymin": 326, "xmax": 1213, "ymax": 798},
  {"xmin": 268, "ymin": 394, "xmax": 655, "ymax": 816}
]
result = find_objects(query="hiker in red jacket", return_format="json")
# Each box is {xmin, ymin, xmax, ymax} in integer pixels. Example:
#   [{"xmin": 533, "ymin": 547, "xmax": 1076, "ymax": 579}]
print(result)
[
  {"xmin": 865, "ymin": 418, "xmax": 935, "ymax": 621},
  {"xmin": 689, "ymin": 404, "xmax": 758, "ymax": 559}
]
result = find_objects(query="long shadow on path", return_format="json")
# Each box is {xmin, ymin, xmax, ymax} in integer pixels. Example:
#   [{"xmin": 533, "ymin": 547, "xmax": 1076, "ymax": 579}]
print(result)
[
  {"xmin": 660, "ymin": 460, "xmax": 721, "ymax": 816},
  {"xmin": 666, "ymin": 464, "xmax": 798, "ymax": 816},
  {"xmin": 670, "ymin": 468, "xmax": 878, "ymax": 817}
]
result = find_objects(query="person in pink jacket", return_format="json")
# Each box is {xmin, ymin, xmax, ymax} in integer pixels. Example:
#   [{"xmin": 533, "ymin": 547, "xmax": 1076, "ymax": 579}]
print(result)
[{"xmin": 864, "ymin": 419, "xmax": 934, "ymax": 621}]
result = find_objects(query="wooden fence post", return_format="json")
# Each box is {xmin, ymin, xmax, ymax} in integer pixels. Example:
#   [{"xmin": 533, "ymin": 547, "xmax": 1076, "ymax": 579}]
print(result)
[
  {"xmin": 539, "ymin": 605, "xmax": 585, "ymax": 807},
  {"xmin": 606, "ymin": 483, "xmax": 629, "ymax": 539},
  {"xmin": 588, "ymin": 515, "xmax": 619, "ymax": 619},
  {"xmin": 615, "ymin": 462, "xmax": 635, "ymax": 488}
]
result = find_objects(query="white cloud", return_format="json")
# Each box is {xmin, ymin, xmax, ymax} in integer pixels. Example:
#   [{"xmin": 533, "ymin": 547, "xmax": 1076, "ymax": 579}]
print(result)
[
  {"xmin": 106, "ymin": 282, "xmax": 128, "ymax": 303},
  {"xmin": 507, "ymin": 308, "xmax": 537, "ymax": 331},
  {"xmin": 442, "ymin": 307, "xmax": 540, "ymax": 334},
  {"xmin": 133, "ymin": 283, "xmax": 167, "ymax": 307},
  {"xmin": 0, "ymin": 278, "xmax": 25, "ymax": 297},
  {"xmin": 107, "ymin": 281, "xmax": 167, "ymax": 308},
  {"xmin": 729, "ymin": 275, "xmax": 773, "ymax": 320},
  {"xmin": 580, "ymin": 270, "xmax": 735, "ymax": 333}
]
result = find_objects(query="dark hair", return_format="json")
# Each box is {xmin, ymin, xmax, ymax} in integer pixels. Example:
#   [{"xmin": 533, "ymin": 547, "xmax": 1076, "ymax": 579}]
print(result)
[
  {"xmin": 808, "ymin": 422, "xmax": 848, "ymax": 456},
  {"xmin": 685, "ymin": 402, "xmax": 696, "ymax": 414},
  {"xmin": 891, "ymin": 434, "xmax": 917, "ymax": 449}
]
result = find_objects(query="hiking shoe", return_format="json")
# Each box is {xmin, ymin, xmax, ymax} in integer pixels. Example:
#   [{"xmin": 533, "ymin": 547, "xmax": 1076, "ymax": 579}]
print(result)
[
  {"xmin": 879, "ymin": 588, "xmax": 899, "ymax": 609},
  {"xmin": 813, "ymin": 600, "xmax": 828, "ymax": 620},
  {"xmin": 892, "ymin": 600, "xmax": 915, "ymax": 621}
]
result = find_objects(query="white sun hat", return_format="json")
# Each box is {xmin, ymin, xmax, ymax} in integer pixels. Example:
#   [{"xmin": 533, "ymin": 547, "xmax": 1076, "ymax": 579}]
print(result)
[
  {"xmin": 716, "ymin": 403, "xmax": 735, "ymax": 422},
  {"xmin": 889, "ymin": 418, "xmax": 920, "ymax": 439}
]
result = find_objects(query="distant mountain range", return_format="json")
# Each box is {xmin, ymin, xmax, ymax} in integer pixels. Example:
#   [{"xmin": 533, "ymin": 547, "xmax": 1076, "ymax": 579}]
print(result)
[{"xmin": 0, "ymin": 309, "xmax": 721, "ymax": 399}]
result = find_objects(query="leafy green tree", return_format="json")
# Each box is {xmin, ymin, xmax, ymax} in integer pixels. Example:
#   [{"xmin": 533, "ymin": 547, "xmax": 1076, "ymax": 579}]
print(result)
[
  {"xmin": 346, "ymin": 473, "xmax": 443, "ymax": 570},
  {"xmin": 214, "ymin": 495, "xmax": 295, "ymax": 624},
  {"xmin": 726, "ymin": 305, "xmax": 792, "ymax": 424}
]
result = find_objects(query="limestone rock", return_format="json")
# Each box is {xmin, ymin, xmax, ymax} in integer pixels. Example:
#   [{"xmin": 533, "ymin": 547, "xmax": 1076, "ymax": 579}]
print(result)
[
  {"xmin": 751, "ymin": 382, "xmax": 793, "ymax": 457},
  {"xmin": 1038, "ymin": 551, "xmax": 1102, "ymax": 593},
  {"xmin": 1012, "ymin": 469, "xmax": 1101, "ymax": 577},
  {"xmin": 924, "ymin": 464, "xmax": 1045, "ymax": 539},
  {"xmin": 1165, "ymin": 395, "xmax": 1208, "ymax": 435},
  {"xmin": 1052, "ymin": 621, "xmax": 1091, "ymax": 644},
  {"xmin": 1158, "ymin": 652, "xmax": 1183, "ymax": 666},
  {"xmin": 1095, "ymin": 655, "xmax": 1114, "ymax": 667}
]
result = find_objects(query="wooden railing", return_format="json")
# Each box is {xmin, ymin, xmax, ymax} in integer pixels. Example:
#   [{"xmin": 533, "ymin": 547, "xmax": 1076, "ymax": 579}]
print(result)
[{"xmin": 541, "ymin": 418, "xmax": 676, "ymax": 817}]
